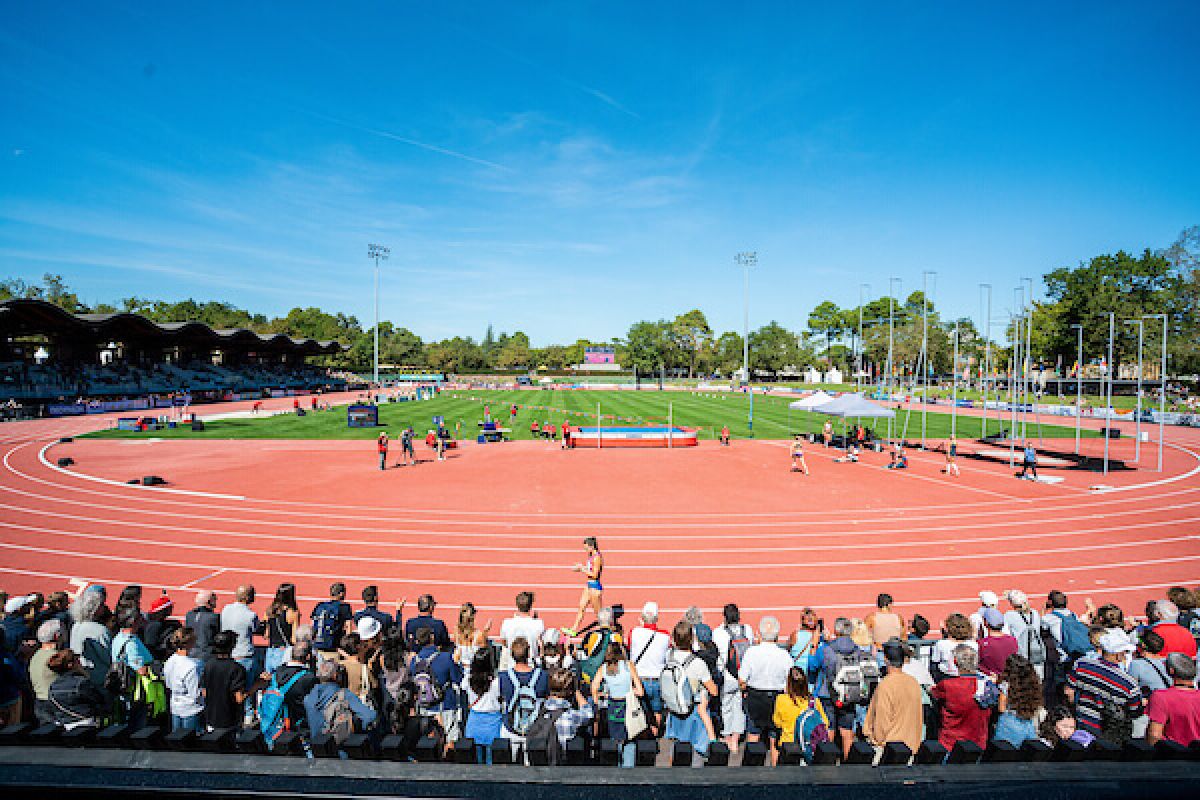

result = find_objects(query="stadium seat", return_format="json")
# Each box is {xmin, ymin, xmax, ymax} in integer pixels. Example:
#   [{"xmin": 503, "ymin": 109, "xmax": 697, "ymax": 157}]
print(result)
[
  {"xmin": 270, "ymin": 731, "xmax": 304, "ymax": 757},
  {"xmin": 309, "ymin": 733, "xmax": 339, "ymax": 758},
  {"xmin": 564, "ymin": 736, "xmax": 589, "ymax": 766},
  {"xmin": 740, "ymin": 741, "xmax": 768, "ymax": 766},
  {"xmin": 704, "ymin": 741, "xmax": 729, "ymax": 767},
  {"xmin": 916, "ymin": 740, "xmax": 948, "ymax": 764},
  {"xmin": 129, "ymin": 726, "xmax": 165, "ymax": 751},
  {"xmin": 670, "ymin": 740, "xmax": 691, "ymax": 766},
  {"xmin": 1020, "ymin": 739, "xmax": 1052, "ymax": 762},
  {"xmin": 635, "ymin": 738, "xmax": 659, "ymax": 766},
  {"xmin": 1086, "ymin": 739, "xmax": 1121, "ymax": 761},
  {"xmin": 95, "ymin": 724, "xmax": 132, "ymax": 749},
  {"xmin": 599, "ymin": 738, "xmax": 620, "ymax": 766},
  {"xmin": 452, "ymin": 738, "xmax": 476, "ymax": 764},
  {"xmin": 489, "ymin": 738, "xmax": 513, "ymax": 765},
  {"xmin": 1121, "ymin": 739, "xmax": 1155, "ymax": 762},
  {"xmin": 165, "ymin": 729, "xmax": 197, "ymax": 751},
  {"xmin": 1050, "ymin": 739, "xmax": 1087, "ymax": 762},
  {"xmin": 879, "ymin": 741, "xmax": 912, "ymax": 765},
  {"xmin": 0, "ymin": 723, "xmax": 33, "ymax": 746},
  {"xmin": 1153, "ymin": 740, "xmax": 1191, "ymax": 761},
  {"xmin": 197, "ymin": 727, "xmax": 236, "ymax": 753},
  {"xmin": 776, "ymin": 742, "xmax": 807, "ymax": 766},
  {"xmin": 234, "ymin": 729, "xmax": 266, "ymax": 754},
  {"xmin": 343, "ymin": 734, "xmax": 377, "ymax": 760},
  {"xmin": 845, "ymin": 740, "xmax": 876, "ymax": 765},
  {"xmin": 413, "ymin": 731, "xmax": 443, "ymax": 762},
  {"xmin": 28, "ymin": 723, "xmax": 63, "ymax": 746},
  {"xmin": 60, "ymin": 726, "xmax": 97, "ymax": 747},
  {"xmin": 983, "ymin": 740, "xmax": 1021, "ymax": 763},
  {"xmin": 525, "ymin": 736, "xmax": 552, "ymax": 766},
  {"xmin": 379, "ymin": 734, "xmax": 407, "ymax": 762}
]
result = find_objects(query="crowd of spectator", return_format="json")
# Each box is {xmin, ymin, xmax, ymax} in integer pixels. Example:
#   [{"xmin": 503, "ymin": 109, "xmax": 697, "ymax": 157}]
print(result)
[{"xmin": 1, "ymin": 581, "xmax": 1198, "ymax": 766}]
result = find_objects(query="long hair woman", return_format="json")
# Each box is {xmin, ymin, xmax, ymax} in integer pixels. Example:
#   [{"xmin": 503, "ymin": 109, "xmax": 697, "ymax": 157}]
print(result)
[
  {"xmin": 772, "ymin": 666, "xmax": 828, "ymax": 765},
  {"xmin": 462, "ymin": 647, "xmax": 503, "ymax": 763},
  {"xmin": 564, "ymin": 536, "xmax": 603, "ymax": 637},
  {"xmin": 453, "ymin": 602, "xmax": 491, "ymax": 665},
  {"xmin": 263, "ymin": 583, "xmax": 299, "ymax": 675},
  {"xmin": 994, "ymin": 653, "xmax": 1045, "ymax": 746},
  {"xmin": 590, "ymin": 641, "xmax": 646, "ymax": 768}
]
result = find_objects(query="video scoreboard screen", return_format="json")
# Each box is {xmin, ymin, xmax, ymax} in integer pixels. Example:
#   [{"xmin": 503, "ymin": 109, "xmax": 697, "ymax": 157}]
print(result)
[
  {"xmin": 347, "ymin": 404, "xmax": 379, "ymax": 428},
  {"xmin": 585, "ymin": 346, "xmax": 615, "ymax": 365}
]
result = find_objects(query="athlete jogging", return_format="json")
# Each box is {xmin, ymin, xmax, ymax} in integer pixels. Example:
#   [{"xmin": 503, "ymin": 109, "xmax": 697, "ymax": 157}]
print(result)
[
  {"xmin": 943, "ymin": 435, "xmax": 960, "ymax": 477},
  {"xmin": 400, "ymin": 426, "xmax": 415, "ymax": 466},
  {"xmin": 790, "ymin": 434, "xmax": 809, "ymax": 475},
  {"xmin": 563, "ymin": 537, "xmax": 603, "ymax": 637}
]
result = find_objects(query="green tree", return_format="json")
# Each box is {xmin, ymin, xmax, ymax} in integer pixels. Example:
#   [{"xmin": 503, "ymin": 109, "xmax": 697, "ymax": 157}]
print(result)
[
  {"xmin": 807, "ymin": 301, "xmax": 845, "ymax": 365},
  {"xmin": 749, "ymin": 321, "xmax": 802, "ymax": 375},
  {"xmin": 670, "ymin": 309, "xmax": 712, "ymax": 378}
]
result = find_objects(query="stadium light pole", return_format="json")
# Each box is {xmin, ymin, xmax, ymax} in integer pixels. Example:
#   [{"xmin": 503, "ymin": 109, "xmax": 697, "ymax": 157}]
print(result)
[
  {"xmin": 368, "ymin": 243, "xmax": 390, "ymax": 386},
  {"xmin": 1101, "ymin": 312, "xmax": 1115, "ymax": 476},
  {"xmin": 887, "ymin": 277, "xmax": 901, "ymax": 442},
  {"xmin": 1070, "ymin": 323, "xmax": 1083, "ymax": 455},
  {"xmin": 951, "ymin": 321, "xmax": 959, "ymax": 439},
  {"xmin": 1022, "ymin": 277, "xmax": 1035, "ymax": 442},
  {"xmin": 1143, "ymin": 313, "xmax": 1167, "ymax": 472},
  {"xmin": 858, "ymin": 283, "xmax": 870, "ymax": 393},
  {"xmin": 920, "ymin": 270, "xmax": 934, "ymax": 449},
  {"xmin": 1125, "ymin": 318, "xmax": 1145, "ymax": 463},
  {"xmin": 980, "ymin": 284, "xmax": 992, "ymax": 439},
  {"xmin": 735, "ymin": 252, "xmax": 756, "ymax": 437}
]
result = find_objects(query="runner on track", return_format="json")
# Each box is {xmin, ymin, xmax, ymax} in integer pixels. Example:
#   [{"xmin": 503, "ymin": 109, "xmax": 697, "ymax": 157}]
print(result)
[
  {"xmin": 943, "ymin": 435, "xmax": 960, "ymax": 477},
  {"xmin": 790, "ymin": 434, "xmax": 809, "ymax": 475},
  {"xmin": 564, "ymin": 537, "xmax": 603, "ymax": 637},
  {"xmin": 400, "ymin": 426, "xmax": 415, "ymax": 466},
  {"xmin": 720, "ymin": 424, "xmax": 730, "ymax": 446},
  {"xmin": 822, "ymin": 420, "xmax": 833, "ymax": 447},
  {"xmin": 1018, "ymin": 441, "xmax": 1038, "ymax": 480},
  {"xmin": 377, "ymin": 432, "xmax": 389, "ymax": 471}
]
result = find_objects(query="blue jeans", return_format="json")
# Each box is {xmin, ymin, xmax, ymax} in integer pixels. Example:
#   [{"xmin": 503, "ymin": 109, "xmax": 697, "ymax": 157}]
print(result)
[
  {"xmin": 172, "ymin": 713, "xmax": 203, "ymax": 732},
  {"xmin": 641, "ymin": 678, "xmax": 663, "ymax": 714},
  {"xmin": 263, "ymin": 646, "xmax": 288, "ymax": 676},
  {"xmin": 235, "ymin": 655, "xmax": 258, "ymax": 719}
]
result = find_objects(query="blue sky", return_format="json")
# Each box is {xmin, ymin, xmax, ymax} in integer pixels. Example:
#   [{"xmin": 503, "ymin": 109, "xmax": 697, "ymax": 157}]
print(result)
[{"xmin": 2, "ymin": 2, "xmax": 1198, "ymax": 345}]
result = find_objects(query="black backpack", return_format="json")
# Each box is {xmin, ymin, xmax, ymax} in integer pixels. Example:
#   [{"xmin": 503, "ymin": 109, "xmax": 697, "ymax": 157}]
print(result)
[{"xmin": 526, "ymin": 706, "xmax": 568, "ymax": 764}]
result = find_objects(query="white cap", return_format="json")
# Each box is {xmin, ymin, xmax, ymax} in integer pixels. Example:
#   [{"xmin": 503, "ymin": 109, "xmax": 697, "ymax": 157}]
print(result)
[
  {"xmin": 642, "ymin": 601, "xmax": 659, "ymax": 618},
  {"xmin": 356, "ymin": 616, "xmax": 382, "ymax": 641},
  {"xmin": 1006, "ymin": 589, "xmax": 1028, "ymax": 607},
  {"xmin": 542, "ymin": 628, "xmax": 562, "ymax": 645},
  {"xmin": 4, "ymin": 594, "xmax": 35, "ymax": 614},
  {"xmin": 1098, "ymin": 631, "xmax": 1135, "ymax": 655},
  {"xmin": 979, "ymin": 590, "xmax": 999, "ymax": 607}
]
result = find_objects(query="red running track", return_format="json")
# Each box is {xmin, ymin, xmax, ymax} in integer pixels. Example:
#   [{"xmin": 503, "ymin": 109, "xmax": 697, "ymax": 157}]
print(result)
[{"xmin": 0, "ymin": 393, "xmax": 1197, "ymax": 631}]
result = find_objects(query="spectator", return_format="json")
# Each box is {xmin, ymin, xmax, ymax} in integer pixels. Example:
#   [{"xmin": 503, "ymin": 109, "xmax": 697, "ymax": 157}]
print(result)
[
  {"xmin": 1166, "ymin": 586, "xmax": 1199, "ymax": 641},
  {"xmin": 1065, "ymin": 631, "xmax": 1145, "ymax": 745},
  {"xmin": 538, "ymin": 629, "xmax": 574, "ymax": 672},
  {"xmin": 500, "ymin": 591, "xmax": 545, "ymax": 664},
  {"xmin": 773, "ymin": 666, "xmax": 830, "ymax": 760},
  {"xmin": 590, "ymin": 641, "xmax": 646, "ymax": 768},
  {"xmin": 163, "ymin": 628, "xmax": 204, "ymax": 732},
  {"xmin": 67, "ymin": 587, "xmax": 111, "ymax": 688},
  {"xmin": 29, "ymin": 620, "xmax": 64, "ymax": 723},
  {"xmin": 1145, "ymin": 653, "xmax": 1200, "ymax": 746},
  {"xmin": 969, "ymin": 590, "xmax": 1002, "ymax": 639},
  {"xmin": 865, "ymin": 593, "xmax": 905, "ymax": 647},
  {"xmin": 221, "ymin": 585, "xmax": 261, "ymax": 726},
  {"xmin": 453, "ymin": 602, "xmax": 490, "ymax": 676},
  {"xmin": 1003, "ymin": 590, "xmax": 1047, "ymax": 678},
  {"xmin": 994, "ymin": 654, "xmax": 1045, "ymax": 746},
  {"xmin": 404, "ymin": 594, "xmax": 450, "ymax": 650},
  {"xmin": 533, "ymin": 668, "xmax": 595, "ymax": 753},
  {"xmin": 141, "ymin": 594, "xmax": 180, "ymax": 662},
  {"xmin": 185, "ymin": 590, "xmax": 220, "ymax": 661},
  {"xmin": 354, "ymin": 585, "xmax": 402, "ymax": 638},
  {"xmin": 1148, "ymin": 600, "xmax": 1198, "ymax": 659},
  {"xmin": 111, "ymin": 607, "xmax": 155, "ymax": 673},
  {"xmin": 663, "ymin": 620, "xmax": 718, "ymax": 765},
  {"xmin": 271, "ymin": 640, "xmax": 318, "ymax": 734},
  {"xmin": 264, "ymin": 583, "xmax": 300, "ymax": 676},
  {"xmin": 627, "ymin": 601, "xmax": 670, "ymax": 737},
  {"xmin": 931, "ymin": 613, "xmax": 977, "ymax": 682},
  {"xmin": 409, "ymin": 626, "xmax": 463, "ymax": 745},
  {"xmin": 461, "ymin": 647, "xmax": 504, "ymax": 763},
  {"xmin": 820, "ymin": 616, "xmax": 874, "ymax": 758},
  {"xmin": 977, "ymin": 608, "xmax": 1019, "ymax": 676},
  {"xmin": 2, "ymin": 594, "xmax": 34, "ymax": 654},
  {"xmin": 341, "ymin": 620, "xmax": 382, "ymax": 712},
  {"xmin": 685, "ymin": 606, "xmax": 711, "ymax": 645},
  {"xmin": 201, "ymin": 631, "xmax": 247, "ymax": 731},
  {"xmin": 311, "ymin": 582, "xmax": 354, "ymax": 656},
  {"xmin": 0, "ymin": 629, "xmax": 23, "ymax": 726},
  {"xmin": 1038, "ymin": 705, "xmax": 1094, "ymax": 748},
  {"xmin": 712, "ymin": 603, "xmax": 753, "ymax": 753},
  {"xmin": 499, "ymin": 636, "xmax": 549, "ymax": 760},
  {"xmin": 738, "ymin": 616, "xmax": 792, "ymax": 759},
  {"xmin": 863, "ymin": 640, "xmax": 923, "ymax": 758},
  {"xmin": 908, "ymin": 614, "xmax": 931, "ymax": 643},
  {"xmin": 110, "ymin": 607, "xmax": 157, "ymax": 728},
  {"xmin": 1129, "ymin": 630, "xmax": 1171, "ymax": 698},
  {"xmin": 303, "ymin": 659, "xmax": 378, "ymax": 749},
  {"xmin": 33, "ymin": 591, "xmax": 71, "ymax": 634},
  {"xmin": 46, "ymin": 649, "xmax": 105, "ymax": 731},
  {"xmin": 579, "ymin": 607, "xmax": 623, "ymax": 689},
  {"xmin": 929, "ymin": 644, "xmax": 993, "ymax": 751},
  {"xmin": 787, "ymin": 608, "xmax": 823, "ymax": 683},
  {"xmin": 114, "ymin": 585, "xmax": 143, "ymax": 624}
]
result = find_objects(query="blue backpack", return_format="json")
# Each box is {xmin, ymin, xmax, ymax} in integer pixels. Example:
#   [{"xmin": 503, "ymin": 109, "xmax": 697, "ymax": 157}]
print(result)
[
  {"xmin": 793, "ymin": 704, "xmax": 831, "ymax": 761},
  {"xmin": 260, "ymin": 669, "xmax": 309, "ymax": 748},
  {"xmin": 1052, "ymin": 611, "xmax": 1092, "ymax": 657}
]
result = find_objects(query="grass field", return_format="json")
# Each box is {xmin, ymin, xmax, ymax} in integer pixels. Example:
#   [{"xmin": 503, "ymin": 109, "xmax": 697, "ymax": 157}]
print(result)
[{"xmin": 83, "ymin": 389, "xmax": 1100, "ymax": 441}]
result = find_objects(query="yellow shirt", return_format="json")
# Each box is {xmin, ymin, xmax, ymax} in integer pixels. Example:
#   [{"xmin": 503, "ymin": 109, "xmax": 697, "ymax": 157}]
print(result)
[{"xmin": 773, "ymin": 693, "xmax": 829, "ymax": 744}]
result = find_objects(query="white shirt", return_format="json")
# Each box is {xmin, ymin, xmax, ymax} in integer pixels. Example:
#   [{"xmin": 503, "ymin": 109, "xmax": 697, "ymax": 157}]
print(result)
[
  {"xmin": 220, "ymin": 602, "xmax": 259, "ymax": 660},
  {"xmin": 1003, "ymin": 608, "xmax": 1041, "ymax": 659},
  {"xmin": 163, "ymin": 653, "xmax": 204, "ymax": 717},
  {"xmin": 931, "ymin": 638, "xmax": 978, "ymax": 677},
  {"xmin": 667, "ymin": 648, "xmax": 713, "ymax": 700},
  {"xmin": 711, "ymin": 623, "xmax": 753, "ymax": 684},
  {"xmin": 466, "ymin": 676, "xmax": 503, "ymax": 713},
  {"xmin": 627, "ymin": 625, "xmax": 670, "ymax": 679},
  {"xmin": 737, "ymin": 641, "xmax": 792, "ymax": 691},
  {"xmin": 500, "ymin": 615, "xmax": 545, "ymax": 659}
]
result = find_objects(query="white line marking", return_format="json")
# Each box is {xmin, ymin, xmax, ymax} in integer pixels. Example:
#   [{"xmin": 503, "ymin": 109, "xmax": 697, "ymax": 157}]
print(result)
[
  {"xmin": 38, "ymin": 443, "xmax": 245, "ymax": 500},
  {"xmin": 182, "ymin": 567, "xmax": 227, "ymax": 589}
]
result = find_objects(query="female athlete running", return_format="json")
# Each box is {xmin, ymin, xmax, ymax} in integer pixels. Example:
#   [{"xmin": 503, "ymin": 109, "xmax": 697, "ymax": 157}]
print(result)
[{"xmin": 563, "ymin": 537, "xmax": 603, "ymax": 636}]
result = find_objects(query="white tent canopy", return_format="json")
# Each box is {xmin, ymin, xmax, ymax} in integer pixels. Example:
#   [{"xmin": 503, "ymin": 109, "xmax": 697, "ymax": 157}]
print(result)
[
  {"xmin": 812, "ymin": 393, "xmax": 895, "ymax": 419},
  {"xmin": 788, "ymin": 390, "xmax": 834, "ymax": 410}
]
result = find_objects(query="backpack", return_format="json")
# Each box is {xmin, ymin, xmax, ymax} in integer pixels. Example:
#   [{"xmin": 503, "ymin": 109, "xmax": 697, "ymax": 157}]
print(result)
[
  {"xmin": 1052, "ymin": 611, "xmax": 1092, "ymax": 656},
  {"xmin": 322, "ymin": 688, "xmax": 357, "ymax": 745},
  {"xmin": 411, "ymin": 654, "xmax": 445, "ymax": 709},
  {"xmin": 793, "ymin": 704, "xmax": 831, "ymax": 761},
  {"xmin": 104, "ymin": 639, "xmax": 138, "ymax": 698},
  {"xmin": 526, "ymin": 705, "xmax": 568, "ymax": 764},
  {"xmin": 260, "ymin": 669, "xmax": 309, "ymax": 748},
  {"xmin": 311, "ymin": 602, "xmax": 341, "ymax": 651},
  {"xmin": 504, "ymin": 668, "xmax": 544, "ymax": 736},
  {"xmin": 660, "ymin": 654, "xmax": 698, "ymax": 717},
  {"xmin": 1019, "ymin": 611, "xmax": 1046, "ymax": 665},
  {"xmin": 1098, "ymin": 696, "xmax": 1134, "ymax": 745},
  {"xmin": 577, "ymin": 628, "xmax": 612, "ymax": 687},
  {"xmin": 724, "ymin": 624, "xmax": 752, "ymax": 678},
  {"xmin": 830, "ymin": 649, "xmax": 879, "ymax": 706}
]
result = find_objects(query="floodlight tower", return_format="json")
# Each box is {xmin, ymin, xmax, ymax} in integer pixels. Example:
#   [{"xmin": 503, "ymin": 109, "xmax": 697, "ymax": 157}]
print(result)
[
  {"xmin": 735, "ymin": 251, "xmax": 757, "ymax": 435},
  {"xmin": 368, "ymin": 243, "xmax": 390, "ymax": 385}
]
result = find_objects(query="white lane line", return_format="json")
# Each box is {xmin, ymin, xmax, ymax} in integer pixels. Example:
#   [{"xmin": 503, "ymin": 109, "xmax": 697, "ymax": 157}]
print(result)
[
  {"xmin": 1090, "ymin": 440, "xmax": 1200, "ymax": 492},
  {"xmin": 0, "ymin": 566, "xmax": 1195, "ymax": 614},
  {"xmin": 182, "ymin": 568, "xmax": 227, "ymax": 589},
  {"xmin": 38, "ymin": 443, "xmax": 245, "ymax": 500},
  {"xmin": 3, "ymin": 517, "xmax": 1197, "ymax": 566},
  {"xmin": 0, "ymin": 540, "xmax": 1195, "ymax": 590}
]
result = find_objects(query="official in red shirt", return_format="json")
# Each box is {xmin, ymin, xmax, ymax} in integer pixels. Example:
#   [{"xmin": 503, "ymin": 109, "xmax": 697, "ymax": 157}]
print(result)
[
  {"xmin": 377, "ymin": 433, "xmax": 388, "ymax": 471},
  {"xmin": 561, "ymin": 420, "xmax": 571, "ymax": 449}
]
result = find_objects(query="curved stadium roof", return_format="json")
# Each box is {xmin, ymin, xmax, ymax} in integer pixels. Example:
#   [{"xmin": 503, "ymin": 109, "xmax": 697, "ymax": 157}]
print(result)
[{"xmin": 0, "ymin": 299, "xmax": 345, "ymax": 354}]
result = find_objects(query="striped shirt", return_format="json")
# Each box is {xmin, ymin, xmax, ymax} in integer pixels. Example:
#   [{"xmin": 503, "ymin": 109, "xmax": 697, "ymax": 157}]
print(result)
[
  {"xmin": 542, "ymin": 697, "xmax": 595, "ymax": 746},
  {"xmin": 1066, "ymin": 657, "xmax": 1145, "ymax": 739}
]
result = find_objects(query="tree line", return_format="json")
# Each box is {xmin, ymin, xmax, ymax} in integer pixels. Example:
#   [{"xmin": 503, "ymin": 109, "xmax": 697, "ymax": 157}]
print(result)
[{"xmin": 3, "ymin": 225, "xmax": 1196, "ymax": 377}]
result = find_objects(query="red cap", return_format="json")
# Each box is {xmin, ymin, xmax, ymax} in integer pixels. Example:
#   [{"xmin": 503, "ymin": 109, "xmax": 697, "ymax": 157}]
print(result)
[{"xmin": 149, "ymin": 596, "xmax": 173, "ymax": 614}]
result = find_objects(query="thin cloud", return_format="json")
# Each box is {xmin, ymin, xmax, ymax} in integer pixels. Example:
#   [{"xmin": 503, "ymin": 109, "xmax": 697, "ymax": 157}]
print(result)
[{"xmin": 299, "ymin": 109, "xmax": 513, "ymax": 172}]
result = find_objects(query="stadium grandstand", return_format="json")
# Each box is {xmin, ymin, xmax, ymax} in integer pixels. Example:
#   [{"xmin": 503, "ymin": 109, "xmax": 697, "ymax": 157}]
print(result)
[{"xmin": 0, "ymin": 299, "xmax": 353, "ymax": 417}]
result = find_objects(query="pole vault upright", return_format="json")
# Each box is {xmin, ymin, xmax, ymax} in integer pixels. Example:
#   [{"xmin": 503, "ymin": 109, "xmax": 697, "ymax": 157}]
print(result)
[
  {"xmin": 1144, "ymin": 313, "xmax": 1167, "ymax": 472},
  {"xmin": 980, "ymin": 283, "xmax": 992, "ymax": 439},
  {"xmin": 920, "ymin": 271, "xmax": 933, "ymax": 450}
]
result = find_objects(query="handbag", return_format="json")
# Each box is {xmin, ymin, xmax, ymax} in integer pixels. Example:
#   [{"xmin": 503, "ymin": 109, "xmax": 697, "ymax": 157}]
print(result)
[{"xmin": 624, "ymin": 691, "xmax": 648, "ymax": 739}]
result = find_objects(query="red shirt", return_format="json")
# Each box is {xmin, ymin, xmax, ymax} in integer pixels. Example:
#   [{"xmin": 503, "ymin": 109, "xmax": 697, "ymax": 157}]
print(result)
[
  {"xmin": 377, "ymin": 437, "xmax": 388, "ymax": 453},
  {"xmin": 977, "ymin": 634, "xmax": 1019, "ymax": 676},
  {"xmin": 930, "ymin": 676, "xmax": 991, "ymax": 751},
  {"xmin": 562, "ymin": 422, "xmax": 570, "ymax": 435},
  {"xmin": 1152, "ymin": 623, "xmax": 1198, "ymax": 658},
  {"xmin": 1147, "ymin": 686, "xmax": 1200, "ymax": 745},
  {"xmin": 293, "ymin": 399, "xmax": 299, "ymax": 409},
  {"xmin": 721, "ymin": 427, "xmax": 729, "ymax": 438}
]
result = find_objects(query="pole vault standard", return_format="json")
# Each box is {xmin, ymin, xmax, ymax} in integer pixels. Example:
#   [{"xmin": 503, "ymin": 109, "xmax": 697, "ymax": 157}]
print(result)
[
  {"xmin": 1125, "ymin": 318, "xmax": 1145, "ymax": 463},
  {"xmin": 1070, "ymin": 323, "xmax": 1083, "ymax": 455},
  {"xmin": 735, "ymin": 251, "xmax": 756, "ymax": 437},
  {"xmin": 1144, "ymin": 313, "xmax": 1168, "ymax": 472},
  {"xmin": 920, "ymin": 271, "xmax": 934, "ymax": 450},
  {"xmin": 858, "ymin": 283, "xmax": 870, "ymax": 393},
  {"xmin": 1101, "ymin": 312, "xmax": 1115, "ymax": 476},
  {"xmin": 980, "ymin": 283, "xmax": 992, "ymax": 439},
  {"xmin": 951, "ymin": 321, "xmax": 959, "ymax": 439},
  {"xmin": 887, "ymin": 277, "xmax": 901, "ymax": 443}
]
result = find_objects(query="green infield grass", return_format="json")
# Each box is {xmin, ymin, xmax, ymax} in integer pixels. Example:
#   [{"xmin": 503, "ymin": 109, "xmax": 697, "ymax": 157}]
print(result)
[{"xmin": 82, "ymin": 389, "xmax": 1101, "ymax": 442}]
